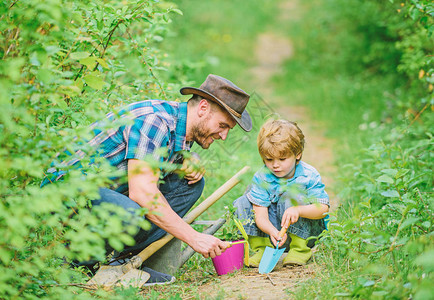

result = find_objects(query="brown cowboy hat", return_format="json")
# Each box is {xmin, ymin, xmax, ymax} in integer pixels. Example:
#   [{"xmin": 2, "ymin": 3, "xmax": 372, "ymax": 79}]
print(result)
[{"xmin": 180, "ymin": 74, "xmax": 252, "ymax": 132}]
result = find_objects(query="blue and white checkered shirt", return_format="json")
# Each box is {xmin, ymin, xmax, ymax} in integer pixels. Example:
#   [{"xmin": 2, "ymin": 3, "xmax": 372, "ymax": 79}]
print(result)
[
  {"xmin": 42, "ymin": 100, "xmax": 191, "ymax": 191},
  {"xmin": 246, "ymin": 161, "xmax": 329, "ymax": 207}
]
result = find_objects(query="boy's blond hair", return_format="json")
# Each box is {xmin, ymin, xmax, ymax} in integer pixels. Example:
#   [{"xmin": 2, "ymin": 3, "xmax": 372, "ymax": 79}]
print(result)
[{"xmin": 257, "ymin": 119, "xmax": 305, "ymax": 161}]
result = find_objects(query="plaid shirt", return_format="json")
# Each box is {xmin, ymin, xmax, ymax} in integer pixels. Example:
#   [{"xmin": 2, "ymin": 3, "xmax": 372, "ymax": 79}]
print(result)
[
  {"xmin": 42, "ymin": 100, "xmax": 191, "ymax": 190},
  {"xmin": 246, "ymin": 161, "xmax": 329, "ymax": 207}
]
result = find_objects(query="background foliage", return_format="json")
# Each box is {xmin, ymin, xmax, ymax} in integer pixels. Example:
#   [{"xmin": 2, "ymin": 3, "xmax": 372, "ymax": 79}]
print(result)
[
  {"xmin": 275, "ymin": 0, "xmax": 433, "ymax": 299},
  {"xmin": 1, "ymin": 0, "xmax": 184, "ymax": 298}
]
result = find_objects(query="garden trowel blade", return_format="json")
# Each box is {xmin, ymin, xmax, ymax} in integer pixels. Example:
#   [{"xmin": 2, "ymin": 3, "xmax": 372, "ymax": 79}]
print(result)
[{"xmin": 258, "ymin": 245, "xmax": 285, "ymax": 274}]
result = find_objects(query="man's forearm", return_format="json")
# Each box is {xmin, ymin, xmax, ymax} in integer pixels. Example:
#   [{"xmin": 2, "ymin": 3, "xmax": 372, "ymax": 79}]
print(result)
[
  {"xmin": 130, "ymin": 188, "xmax": 200, "ymax": 246},
  {"xmin": 145, "ymin": 195, "xmax": 200, "ymax": 244}
]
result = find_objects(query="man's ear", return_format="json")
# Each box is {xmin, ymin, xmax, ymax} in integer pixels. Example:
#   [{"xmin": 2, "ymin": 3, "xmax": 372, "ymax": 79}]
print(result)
[{"xmin": 197, "ymin": 99, "xmax": 210, "ymax": 117}]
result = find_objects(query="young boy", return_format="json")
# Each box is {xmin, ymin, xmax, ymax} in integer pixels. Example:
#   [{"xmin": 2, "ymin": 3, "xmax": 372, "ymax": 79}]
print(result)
[{"xmin": 234, "ymin": 119, "xmax": 329, "ymax": 266}]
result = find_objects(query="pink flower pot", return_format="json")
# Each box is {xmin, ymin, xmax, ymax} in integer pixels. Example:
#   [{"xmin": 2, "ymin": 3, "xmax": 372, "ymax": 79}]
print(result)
[{"xmin": 211, "ymin": 240, "xmax": 245, "ymax": 275}]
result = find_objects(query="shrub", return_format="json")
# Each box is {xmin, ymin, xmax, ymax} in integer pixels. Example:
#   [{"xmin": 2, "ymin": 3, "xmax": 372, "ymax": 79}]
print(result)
[{"xmin": 0, "ymin": 0, "xmax": 183, "ymax": 298}]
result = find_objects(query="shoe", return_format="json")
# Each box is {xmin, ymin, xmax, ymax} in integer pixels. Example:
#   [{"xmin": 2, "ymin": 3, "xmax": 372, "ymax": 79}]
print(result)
[
  {"xmin": 108, "ymin": 257, "xmax": 128, "ymax": 266},
  {"xmin": 247, "ymin": 236, "xmax": 273, "ymax": 267},
  {"xmin": 140, "ymin": 267, "xmax": 176, "ymax": 286},
  {"xmin": 283, "ymin": 233, "xmax": 312, "ymax": 266},
  {"xmin": 69, "ymin": 260, "xmax": 100, "ymax": 278},
  {"xmin": 109, "ymin": 259, "xmax": 175, "ymax": 286}
]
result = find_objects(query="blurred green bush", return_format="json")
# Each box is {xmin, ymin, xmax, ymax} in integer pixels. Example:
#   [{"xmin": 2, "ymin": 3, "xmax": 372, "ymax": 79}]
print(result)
[
  {"xmin": 277, "ymin": 0, "xmax": 433, "ymax": 299},
  {"xmin": 0, "ymin": 0, "xmax": 185, "ymax": 298}
]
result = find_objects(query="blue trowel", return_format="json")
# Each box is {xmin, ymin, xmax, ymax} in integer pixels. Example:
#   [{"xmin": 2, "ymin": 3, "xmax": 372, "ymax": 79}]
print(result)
[{"xmin": 258, "ymin": 226, "xmax": 287, "ymax": 274}]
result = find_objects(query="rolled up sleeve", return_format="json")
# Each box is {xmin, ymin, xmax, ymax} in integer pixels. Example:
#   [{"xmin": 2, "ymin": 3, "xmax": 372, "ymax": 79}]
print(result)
[
  {"xmin": 307, "ymin": 173, "xmax": 329, "ymax": 206},
  {"xmin": 246, "ymin": 172, "xmax": 272, "ymax": 207}
]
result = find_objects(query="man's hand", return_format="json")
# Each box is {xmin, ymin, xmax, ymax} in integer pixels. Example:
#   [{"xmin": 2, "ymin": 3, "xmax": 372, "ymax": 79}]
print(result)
[
  {"xmin": 190, "ymin": 232, "xmax": 228, "ymax": 258},
  {"xmin": 179, "ymin": 152, "xmax": 205, "ymax": 185},
  {"xmin": 282, "ymin": 206, "xmax": 300, "ymax": 228}
]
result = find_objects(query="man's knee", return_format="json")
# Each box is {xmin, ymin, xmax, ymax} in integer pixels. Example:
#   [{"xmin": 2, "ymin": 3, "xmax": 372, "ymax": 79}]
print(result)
[
  {"xmin": 94, "ymin": 188, "xmax": 141, "ymax": 214},
  {"xmin": 178, "ymin": 177, "xmax": 205, "ymax": 212},
  {"xmin": 190, "ymin": 177, "xmax": 205, "ymax": 201}
]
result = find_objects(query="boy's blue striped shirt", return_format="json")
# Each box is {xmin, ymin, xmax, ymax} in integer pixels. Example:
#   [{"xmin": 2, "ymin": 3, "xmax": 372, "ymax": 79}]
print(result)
[{"xmin": 246, "ymin": 161, "xmax": 329, "ymax": 207}]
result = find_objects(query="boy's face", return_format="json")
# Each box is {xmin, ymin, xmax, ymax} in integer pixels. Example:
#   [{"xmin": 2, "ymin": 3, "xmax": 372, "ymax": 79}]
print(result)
[{"xmin": 263, "ymin": 153, "xmax": 302, "ymax": 179}]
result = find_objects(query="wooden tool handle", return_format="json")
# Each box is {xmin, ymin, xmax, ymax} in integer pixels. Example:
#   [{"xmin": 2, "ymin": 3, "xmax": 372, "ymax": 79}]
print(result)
[
  {"xmin": 278, "ymin": 226, "xmax": 287, "ymax": 238},
  {"xmin": 182, "ymin": 166, "xmax": 250, "ymax": 224},
  {"xmin": 273, "ymin": 226, "xmax": 288, "ymax": 249},
  {"xmin": 131, "ymin": 166, "xmax": 250, "ymax": 267}
]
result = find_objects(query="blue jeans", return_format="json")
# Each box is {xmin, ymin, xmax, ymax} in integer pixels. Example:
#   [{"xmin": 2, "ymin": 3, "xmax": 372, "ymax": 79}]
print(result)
[
  {"xmin": 93, "ymin": 173, "xmax": 205, "ymax": 257},
  {"xmin": 233, "ymin": 193, "xmax": 326, "ymax": 241}
]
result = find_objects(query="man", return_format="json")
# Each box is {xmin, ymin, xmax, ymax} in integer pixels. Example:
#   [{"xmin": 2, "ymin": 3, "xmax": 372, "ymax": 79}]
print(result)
[{"xmin": 47, "ymin": 74, "xmax": 252, "ymax": 284}]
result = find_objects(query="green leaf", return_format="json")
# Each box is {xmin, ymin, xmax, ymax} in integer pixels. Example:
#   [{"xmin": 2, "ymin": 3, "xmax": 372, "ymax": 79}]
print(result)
[
  {"xmin": 415, "ymin": 250, "xmax": 434, "ymax": 271},
  {"xmin": 372, "ymin": 291, "xmax": 389, "ymax": 296},
  {"xmin": 96, "ymin": 58, "xmax": 109, "ymax": 68},
  {"xmin": 79, "ymin": 56, "xmax": 97, "ymax": 67},
  {"xmin": 381, "ymin": 169, "xmax": 398, "ymax": 178},
  {"xmin": 0, "ymin": 248, "xmax": 12, "ymax": 264},
  {"xmin": 114, "ymin": 71, "xmax": 126, "ymax": 78},
  {"xmin": 359, "ymin": 198, "xmax": 371, "ymax": 209},
  {"xmin": 363, "ymin": 280, "xmax": 375, "ymax": 287},
  {"xmin": 400, "ymin": 217, "xmax": 419, "ymax": 230},
  {"xmin": 36, "ymin": 68, "xmax": 53, "ymax": 85},
  {"xmin": 396, "ymin": 169, "xmax": 410, "ymax": 178},
  {"xmin": 83, "ymin": 74, "xmax": 104, "ymax": 90},
  {"xmin": 170, "ymin": 8, "xmax": 183, "ymax": 15},
  {"xmin": 5, "ymin": 57, "xmax": 25, "ymax": 81},
  {"xmin": 334, "ymin": 293, "xmax": 351, "ymax": 297},
  {"xmin": 381, "ymin": 190, "xmax": 400, "ymax": 198},
  {"xmin": 422, "ymin": 221, "xmax": 431, "ymax": 229},
  {"xmin": 48, "ymin": 94, "xmax": 68, "ymax": 110},
  {"xmin": 108, "ymin": 238, "xmax": 123, "ymax": 251},
  {"xmin": 70, "ymin": 51, "xmax": 91, "ymax": 60},
  {"xmin": 58, "ymin": 85, "xmax": 81, "ymax": 96},
  {"xmin": 45, "ymin": 45, "xmax": 61, "ymax": 56},
  {"xmin": 376, "ymin": 175, "xmax": 394, "ymax": 184}
]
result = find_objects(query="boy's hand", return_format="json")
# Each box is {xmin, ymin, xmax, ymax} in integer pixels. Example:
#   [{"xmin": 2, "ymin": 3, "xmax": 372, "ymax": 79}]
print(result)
[
  {"xmin": 269, "ymin": 227, "xmax": 288, "ymax": 247},
  {"xmin": 282, "ymin": 206, "xmax": 300, "ymax": 228}
]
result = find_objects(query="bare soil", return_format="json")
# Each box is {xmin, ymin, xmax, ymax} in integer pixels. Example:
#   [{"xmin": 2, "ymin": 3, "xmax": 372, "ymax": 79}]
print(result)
[{"xmin": 196, "ymin": 263, "xmax": 317, "ymax": 299}]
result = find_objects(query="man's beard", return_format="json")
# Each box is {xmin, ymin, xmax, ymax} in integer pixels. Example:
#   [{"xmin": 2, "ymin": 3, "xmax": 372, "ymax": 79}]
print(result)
[{"xmin": 191, "ymin": 114, "xmax": 213, "ymax": 149}]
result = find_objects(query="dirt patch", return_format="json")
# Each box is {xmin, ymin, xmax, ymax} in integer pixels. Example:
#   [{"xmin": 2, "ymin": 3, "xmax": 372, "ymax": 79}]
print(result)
[
  {"xmin": 197, "ymin": 261, "xmax": 317, "ymax": 299},
  {"xmin": 278, "ymin": 0, "xmax": 300, "ymax": 21},
  {"xmin": 250, "ymin": 33, "xmax": 293, "ymax": 94}
]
